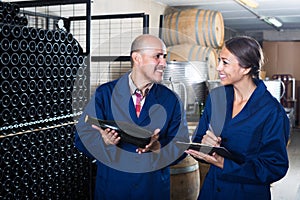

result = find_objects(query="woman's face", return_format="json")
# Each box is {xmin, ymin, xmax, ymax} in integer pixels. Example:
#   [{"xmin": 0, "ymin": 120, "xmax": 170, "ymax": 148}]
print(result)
[{"xmin": 217, "ymin": 47, "xmax": 249, "ymax": 86}]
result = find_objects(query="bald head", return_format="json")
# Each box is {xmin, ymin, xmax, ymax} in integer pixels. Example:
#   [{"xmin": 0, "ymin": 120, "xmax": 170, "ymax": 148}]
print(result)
[
  {"xmin": 131, "ymin": 34, "xmax": 166, "ymax": 53},
  {"xmin": 129, "ymin": 34, "xmax": 167, "ymax": 84}
]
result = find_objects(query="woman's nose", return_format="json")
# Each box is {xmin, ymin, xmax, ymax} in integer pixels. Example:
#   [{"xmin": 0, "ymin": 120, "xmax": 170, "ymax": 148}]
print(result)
[{"xmin": 216, "ymin": 60, "xmax": 223, "ymax": 71}]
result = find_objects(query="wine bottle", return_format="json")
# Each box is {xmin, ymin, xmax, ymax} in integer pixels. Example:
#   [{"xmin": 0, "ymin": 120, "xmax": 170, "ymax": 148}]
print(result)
[
  {"xmin": 21, "ymin": 26, "xmax": 29, "ymax": 38},
  {"xmin": 38, "ymin": 28, "xmax": 45, "ymax": 40},
  {"xmin": 19, "ymin": 39, "xmax": 28, "ymax": 51},
  {"xmin": 20, "ymin": 66, "xmax": 28, "ymax": 78},
  {"xmin": 1, "ymin": 38, "xmax": 10, "ymax": 51},
  {"xmin": 20, "ymin": 53, "xmax": 28, "ymax": 65}
]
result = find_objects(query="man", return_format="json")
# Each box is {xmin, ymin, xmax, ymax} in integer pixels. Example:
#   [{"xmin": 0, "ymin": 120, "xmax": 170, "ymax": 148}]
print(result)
[{"xmin": 75, "ymin": 34, "xmax": 189, "ymax": 199}]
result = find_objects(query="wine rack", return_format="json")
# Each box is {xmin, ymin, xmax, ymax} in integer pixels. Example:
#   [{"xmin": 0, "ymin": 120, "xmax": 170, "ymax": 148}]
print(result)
[{"xmin": 0, "ymin": 1, "xmax": 91, "ymax": 199}]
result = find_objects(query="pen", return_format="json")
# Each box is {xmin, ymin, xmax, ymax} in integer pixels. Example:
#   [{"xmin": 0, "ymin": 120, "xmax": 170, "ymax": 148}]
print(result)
[
  {"xmin": 208, "ymin": 123, "xmax": 221, "ymax": 145},
  {"xmin": 208, "ymin": 123, "xmax": 213, "ymax": 132}
]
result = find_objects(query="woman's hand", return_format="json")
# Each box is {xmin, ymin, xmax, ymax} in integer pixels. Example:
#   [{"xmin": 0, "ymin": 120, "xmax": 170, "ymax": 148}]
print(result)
[
  {"xmin": 92, "ymin": 125, "xmax": 121, "ymax": 145},
  {"xmin": 136, "ymin": 129, "xmax": 161, "ymax": 154},
  {"xmin": 202, "ymin": 129, "xmax": 222, "ymax": 147},
  {"xmin": 186, "ymin": 128, "xmax": 224, "ymax": 168},
  {"xmin": 185, "ymin": 149, "xmax": 224, "ymax": 169}
]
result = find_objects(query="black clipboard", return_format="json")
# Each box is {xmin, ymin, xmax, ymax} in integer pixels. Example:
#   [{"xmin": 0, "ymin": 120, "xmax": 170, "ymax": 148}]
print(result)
[
  {"xmin": 177, "ymin": 141, "xmax": 242, "ymax": 163},
  {"xmin": 84, "ymin": 115, "xmax": 152, "ymax": 148}
]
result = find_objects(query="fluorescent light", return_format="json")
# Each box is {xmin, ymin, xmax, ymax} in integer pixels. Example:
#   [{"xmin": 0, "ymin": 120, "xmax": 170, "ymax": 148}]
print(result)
[
  {"xmin": 235, "ymin": 0, "xmax": 259, "ymax": 8},
  {"xmin": 235, "ymin": 0, "xmax": 283, "ymax": 30},
  {"xmin": 263, "ymin": 17, "xmax": 283, "ymax": 28}
]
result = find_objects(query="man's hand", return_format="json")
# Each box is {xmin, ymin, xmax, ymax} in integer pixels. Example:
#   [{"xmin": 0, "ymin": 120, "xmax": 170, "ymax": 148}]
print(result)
[
  {"xmin": 136, "ymin": 129, "xmax": 161, "ymax": 154},
  {"xmin": 92, "ymin": 125, "xmax": 121, "ymax": 145}
]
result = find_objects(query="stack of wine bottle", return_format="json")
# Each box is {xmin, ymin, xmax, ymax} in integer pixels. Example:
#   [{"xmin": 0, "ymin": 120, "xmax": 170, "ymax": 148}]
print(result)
[
  {"xmin": 0, "ymin": 1, "xmax": 28, "ymax": 26},
  {"xmin": 0, "ymin": 125, "xmax": 91, "ymax": 199},
  {"xmin": 0, "ymin": 1, "xmax": 90, "ymax": 199},
  {"xmin": 0, "ymin": 17, "xmax": 87, "ymax": 132}
]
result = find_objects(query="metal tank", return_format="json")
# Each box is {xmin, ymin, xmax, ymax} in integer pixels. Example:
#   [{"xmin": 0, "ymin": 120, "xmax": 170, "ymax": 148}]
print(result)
[{"xmin": 163, "ymin": 61, "xmax": 208, "ymax": 120}]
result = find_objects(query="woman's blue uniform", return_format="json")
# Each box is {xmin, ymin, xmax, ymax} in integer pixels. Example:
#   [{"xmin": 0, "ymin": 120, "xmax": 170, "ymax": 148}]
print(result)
[{"xmin": 194, "ymin": 79, "xmax": 290, "ymax": 200}]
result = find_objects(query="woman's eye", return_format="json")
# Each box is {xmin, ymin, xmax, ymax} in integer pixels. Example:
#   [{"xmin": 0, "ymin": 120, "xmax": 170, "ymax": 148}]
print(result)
[
  {"xmin": 218, "ymin": 57, "xmax": 232, "ymax": 65},
  {"xmin": 223, "ymin": 60, "xmax": 229, "ymax": 65},
  {"xmin": 218, "ymin": 58, "xmax": 228, "ymax": 65}
]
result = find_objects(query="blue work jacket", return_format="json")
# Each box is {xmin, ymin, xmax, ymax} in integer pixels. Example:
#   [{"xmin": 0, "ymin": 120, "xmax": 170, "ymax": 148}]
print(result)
[
  {"xmin": 193, "ymin": 79, "xmax": 290, "ymax": 200},
  {"xmin": 75, "ymin": 72, "xmax": 189, "ymax": 200}
]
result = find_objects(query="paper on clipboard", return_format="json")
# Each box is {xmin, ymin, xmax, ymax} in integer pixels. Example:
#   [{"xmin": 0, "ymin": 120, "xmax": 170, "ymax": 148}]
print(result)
[{"xmin": 176, "ymin": 141, "xmax": 242, "ymax": 163}]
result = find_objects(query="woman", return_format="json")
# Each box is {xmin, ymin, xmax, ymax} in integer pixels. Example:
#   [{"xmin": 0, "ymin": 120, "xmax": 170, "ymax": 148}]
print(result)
[{"xmin": 186, "ymin": 36, "xmax": 290, "ymax": 200}]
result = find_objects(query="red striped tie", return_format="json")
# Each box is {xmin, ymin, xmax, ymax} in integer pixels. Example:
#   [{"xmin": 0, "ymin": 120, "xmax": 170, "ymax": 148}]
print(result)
[{"xmin": 135, "ymin": 92, "xmax": 142, "ymax": 117}]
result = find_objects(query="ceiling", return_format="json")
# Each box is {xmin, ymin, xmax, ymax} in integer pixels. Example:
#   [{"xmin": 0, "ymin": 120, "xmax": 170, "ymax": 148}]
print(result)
[{"xmin": 153, "ymin": 0, "xmax": 300, "ymax": 33}]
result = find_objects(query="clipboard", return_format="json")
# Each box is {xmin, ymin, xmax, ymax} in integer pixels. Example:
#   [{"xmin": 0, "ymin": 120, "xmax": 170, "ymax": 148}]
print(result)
[
  {"xmin": 176, "ymin": 141, "xmax": 242, "ymax": 163},
  {"xmin": 84, "ymin": 115, "xmax": 152, "ymax": 148}
]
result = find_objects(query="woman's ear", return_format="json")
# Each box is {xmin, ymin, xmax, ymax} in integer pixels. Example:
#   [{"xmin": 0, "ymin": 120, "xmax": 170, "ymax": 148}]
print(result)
[{"xmin": 242, "ymin": 67, "xmax": 252, "ymax": 75}]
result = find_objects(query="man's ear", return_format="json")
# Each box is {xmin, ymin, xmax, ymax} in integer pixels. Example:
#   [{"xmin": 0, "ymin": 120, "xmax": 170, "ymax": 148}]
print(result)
[{"xmin": 132, "ymin": 51, "xmax": 142, "ymax": 64}]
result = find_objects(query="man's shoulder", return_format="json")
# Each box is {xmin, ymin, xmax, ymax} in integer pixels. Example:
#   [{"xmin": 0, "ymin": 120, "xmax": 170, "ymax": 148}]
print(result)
[
  {"xmin": 95, "ymin": 76, "xmax": 123, "ymax": 90},
  {"xmin": 153, "ymin": 83, "xmax": 181, "ymax": 102},
  {"xmin": 155, "ymin": 83, "xmax": 177, "ymax": 94},
  {"xmin": 95, "ymin": 80, "xmax": 114, "ymax": 90}
]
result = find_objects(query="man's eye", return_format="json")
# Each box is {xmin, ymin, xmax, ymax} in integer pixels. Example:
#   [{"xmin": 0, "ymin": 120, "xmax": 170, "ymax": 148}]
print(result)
[{"xmin": 153, "ymin": 54, "xmax": 167, "ymax": 59}]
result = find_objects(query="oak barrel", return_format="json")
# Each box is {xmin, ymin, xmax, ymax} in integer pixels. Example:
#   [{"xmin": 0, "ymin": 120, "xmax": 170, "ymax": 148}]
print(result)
[
  {"xmin": 198, "ymin": 162, "xmax": 210, "ymax": 189},
  {"xmin": 170, "ymin": 155, "xmax": 200, "ymax": 200},
  {"xmin": 163, "ymin": 8, "xmax": 224, "ymax": 48},
  {"xmin": 167, "ymin": 44, "xmax": 219, "ymax": 80}
]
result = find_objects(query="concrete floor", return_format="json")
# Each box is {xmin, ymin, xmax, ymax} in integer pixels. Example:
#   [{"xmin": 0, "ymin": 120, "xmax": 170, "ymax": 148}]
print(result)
[{"xmin": 271, "ymin": 128, "xmax": 300, "ymax": 200}]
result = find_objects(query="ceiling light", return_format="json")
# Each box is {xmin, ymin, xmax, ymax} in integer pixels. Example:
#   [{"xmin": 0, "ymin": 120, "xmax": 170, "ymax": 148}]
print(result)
[
  {"xmin": 261, "ymin": 16, "xmax": 283, "ymax": 28},
  {"xmin": 234, "ymin": 0, "xmax": 283, "ymax": 31},
  {"xmin": 235, "ymin": 0, "xmax": 259, "ymax": 8}
]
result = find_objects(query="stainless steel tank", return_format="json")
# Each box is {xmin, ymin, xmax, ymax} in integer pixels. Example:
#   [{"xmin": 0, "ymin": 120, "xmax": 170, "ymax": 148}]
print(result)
[{"xmin": 163, "ymin": 61, "xmax": 208, "ymax": 118}]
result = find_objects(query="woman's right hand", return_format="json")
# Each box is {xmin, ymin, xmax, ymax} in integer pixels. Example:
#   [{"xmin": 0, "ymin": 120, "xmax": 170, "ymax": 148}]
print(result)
[{"xmin": 201, "ymin": 130, "xmax": 222, "ymax": 147}]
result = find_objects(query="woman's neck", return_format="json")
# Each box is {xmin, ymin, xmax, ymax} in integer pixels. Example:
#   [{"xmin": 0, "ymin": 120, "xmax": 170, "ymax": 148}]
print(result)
[{"xmin": 234, "ymin": 81, "xmax": 256, "ymax": 102}]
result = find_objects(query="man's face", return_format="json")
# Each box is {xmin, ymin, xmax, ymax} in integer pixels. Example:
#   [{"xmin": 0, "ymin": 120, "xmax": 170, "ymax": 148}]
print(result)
[{"xmin": 138, "ymin": 48, "xmax": 167, "ymax": 83}]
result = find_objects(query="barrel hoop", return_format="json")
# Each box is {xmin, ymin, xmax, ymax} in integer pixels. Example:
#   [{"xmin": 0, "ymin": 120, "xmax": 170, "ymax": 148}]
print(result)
[
  {"xmin": 167, "ymin": 46, "xmax": 173, "ymax": 61},
  {"xmin": 168, "ymin": 12, "xmax": 175, "ymax": 46},
  {"xmin": 175, "ymin": 10, "xmax": 181, "ymax": 45},
  {"xmin": 207, "ymin": 11, "xmax": 214, "ymax": 48},
  {"xmin": 188, "ymin": 45, "xmax": 196, "ymax": 61},
  {"xmin": 195, "ymin": 9, "xmax": 201, "ymax": 45},
  {"xmin": 161, "ymin": 15, "xmax": 165, "ymax": 43},
  {"xmin": 170, "ymin": 163, "xmax": 199, "ymax": 175},
  {"xmin": 195, "ymin": 45, "xmax": 202, "ymax": 60},
  {"xmin": 204, "ymin": 47, "xmax": 210, "ymax": 61},
  {"xmin": 201, "ymin": 46, "xmax": 207, "ymax": 61},
  {"xmin": 211, "ymin": 11, "xmax": 218, "ymax": 48},
  {"xmin": 202, "ymin": 10, "xmax": 208, "ymax": 47}
]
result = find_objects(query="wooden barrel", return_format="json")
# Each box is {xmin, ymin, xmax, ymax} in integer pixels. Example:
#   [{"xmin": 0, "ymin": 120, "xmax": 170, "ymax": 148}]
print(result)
[
  {"xmin": 198, "ymin": 162, "xmax": 210, "ymax": 189},
  {"xmin": 167, "ymin": 44, "xmax": 219, "ymax": 80},
  {"xmin": 170, "ymin": 155, "xmax": 200, "ymax": 200},
  {"xmin": 163, "ymin": 8, "xmax": 224, "ymax": 48}
]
